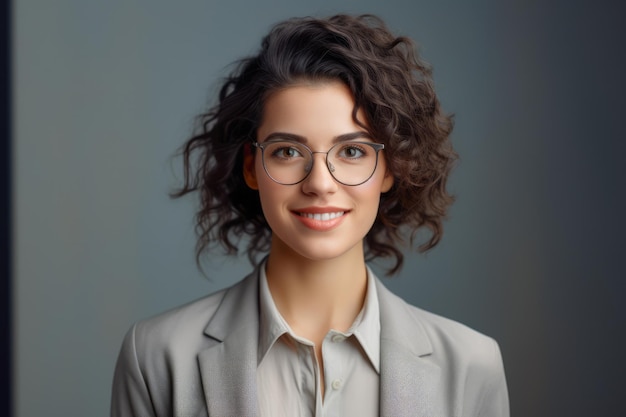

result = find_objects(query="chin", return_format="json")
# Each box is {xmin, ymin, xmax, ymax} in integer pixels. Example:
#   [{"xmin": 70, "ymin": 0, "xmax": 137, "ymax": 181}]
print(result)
[{"xmin": 289, "ymin": 240, "xmax": 363, "ymax": 263}]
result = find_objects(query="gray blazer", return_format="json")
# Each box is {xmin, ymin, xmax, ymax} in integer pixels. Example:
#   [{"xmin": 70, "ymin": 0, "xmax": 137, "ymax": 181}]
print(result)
[{"xmin": 111, "ymin": 266, "xmax": 509, "ymax": 417}]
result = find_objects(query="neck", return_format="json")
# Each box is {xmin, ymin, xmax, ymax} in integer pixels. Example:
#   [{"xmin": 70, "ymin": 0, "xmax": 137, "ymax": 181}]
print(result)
[{"xmin": 264, "ymin": 238, "xmax": 368, "ymax": 335}]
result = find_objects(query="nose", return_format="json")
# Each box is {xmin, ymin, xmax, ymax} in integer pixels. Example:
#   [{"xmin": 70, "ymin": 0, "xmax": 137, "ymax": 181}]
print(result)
[{"xmin": 301, "ymin": 152, "xmax": 338, "ymax": 195}]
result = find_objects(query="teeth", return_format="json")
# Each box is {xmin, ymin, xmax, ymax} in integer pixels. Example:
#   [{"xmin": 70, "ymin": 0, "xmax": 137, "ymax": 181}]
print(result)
[{"xmin": 300, "ymin": 211, "xmax": 345, "ymax": 221}]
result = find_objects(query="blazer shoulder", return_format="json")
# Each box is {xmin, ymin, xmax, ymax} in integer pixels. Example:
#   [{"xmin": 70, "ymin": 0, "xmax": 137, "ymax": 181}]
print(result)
[
  {"xmin": 378, "ymin": 280, "xmax": 504, "ymax": 372},
  {"xmin": 112, "ymin": 276, "xmax": 256, "ymax": 417},
  {"xmin": 405, "ymin": 301, "xmax": 509, "ymax": 414},
  {"xmin": 393, "ymin": 294, "xmax": 509, "ymax": 415},
  {"xmin": 132, "ymin": 286, "xmax": 227, "ymax": 346},
  {"xmin": 375, "ymin": 278, "xmax": 509, "ymax": 416},
  {"xmin": 377, "ymin": 279, "xmax": 498, "ymax": 358},
  {"xmin": 403, "ymin": 301, "xmax": 503, "ymax": 376},
  {"xmin": 411, "ymin": 304, "xmax": 497, "ymax": 352},
  {"xmin": 133, "ymin": 271, "xmax": 259, "ymax": 354}
]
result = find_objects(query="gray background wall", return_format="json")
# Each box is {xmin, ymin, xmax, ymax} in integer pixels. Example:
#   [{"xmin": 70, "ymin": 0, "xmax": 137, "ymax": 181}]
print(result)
[{"xmin": 13, "ymin": 0, "xmax": 625, "ymax": 416}]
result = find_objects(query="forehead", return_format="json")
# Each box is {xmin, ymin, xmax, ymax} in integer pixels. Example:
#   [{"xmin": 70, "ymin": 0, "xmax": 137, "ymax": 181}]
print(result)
[{"xmin": 257, "ymin": 81, "xmax": 369, "ymax": 143}]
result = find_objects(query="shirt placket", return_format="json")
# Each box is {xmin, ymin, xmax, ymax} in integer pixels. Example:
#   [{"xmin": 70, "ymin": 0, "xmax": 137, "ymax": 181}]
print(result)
[
  {"xmin": 320, "ymin": 330, "xmax": 350, "ymax": 417},
  {"xmin": 296, "ymin": 340, "xmax": 318, "ymax": 417}
]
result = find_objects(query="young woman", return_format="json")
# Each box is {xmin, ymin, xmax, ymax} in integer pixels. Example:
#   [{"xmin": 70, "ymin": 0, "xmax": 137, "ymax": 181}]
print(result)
[{"xmin": 111, "ymin": 14, "xmax": 509, "ymax": 417}]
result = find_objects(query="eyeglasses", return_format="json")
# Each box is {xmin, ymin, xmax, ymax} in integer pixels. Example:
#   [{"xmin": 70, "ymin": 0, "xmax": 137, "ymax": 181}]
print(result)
[{"xmin": 252, "ymin": 140, "xmax": 385, "ymax": 186}]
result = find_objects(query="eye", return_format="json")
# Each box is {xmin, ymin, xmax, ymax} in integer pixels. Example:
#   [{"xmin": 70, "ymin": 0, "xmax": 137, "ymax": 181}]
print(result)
[
  {"xmin": 269, "ymin": 144, "xmax": 305, "ymax": 160},
  {"xmin": 337, "ymin": 144, "xmax": 366, "ymax": 159}
]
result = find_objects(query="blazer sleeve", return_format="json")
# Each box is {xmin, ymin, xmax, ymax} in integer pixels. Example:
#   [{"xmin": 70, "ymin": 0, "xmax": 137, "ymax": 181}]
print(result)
[
  {"xmin": 477, "ymin": 339, "xmax": 510, "ymax": 417},
  {"xmin": 110, "ymin": 324, "xmax": 157, "ymax": 417}
]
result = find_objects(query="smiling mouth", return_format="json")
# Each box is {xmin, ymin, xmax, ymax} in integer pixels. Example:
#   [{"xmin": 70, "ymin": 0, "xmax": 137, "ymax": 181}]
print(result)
[{"xmin": 297, "ymin": 211, "xmax": 345, "ymax": 221}]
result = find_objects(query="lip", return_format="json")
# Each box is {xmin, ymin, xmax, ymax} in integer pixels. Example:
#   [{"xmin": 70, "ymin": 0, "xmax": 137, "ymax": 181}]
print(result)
[{"xmin": 291, "ymin": 206, "xmax": 350, "ymax": 231}]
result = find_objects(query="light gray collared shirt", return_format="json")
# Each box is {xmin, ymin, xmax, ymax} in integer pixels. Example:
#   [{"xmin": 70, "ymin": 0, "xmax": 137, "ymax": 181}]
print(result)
[{"xmin": 256, "ymin": 264, "xmax": 381, "ymax": 417}]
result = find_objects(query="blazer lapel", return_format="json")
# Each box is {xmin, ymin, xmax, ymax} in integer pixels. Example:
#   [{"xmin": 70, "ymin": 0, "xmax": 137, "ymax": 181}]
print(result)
[
  {"xmin": 375, "ymin": 277, "xmax": 443, "ymax": 417},
  {"xmin": 198, "ymin": 270, "xmax": 261, "ymax": 417}
]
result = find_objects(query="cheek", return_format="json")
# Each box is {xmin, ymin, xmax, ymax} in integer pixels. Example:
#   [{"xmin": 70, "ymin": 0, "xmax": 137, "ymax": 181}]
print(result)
[
  {"xmin": 359, "ymin": 180, "xmax": 388, "ymax": 223},
  {"xmin": 353, "ymin": 184, "xmax": 384, "ymax": 216},
  {"xmin": 255, "ymin": 173, "xmax": 287, "ymax": 222},
  {"xmin": 361, "ymin": 174, "xmax": 388, "ymax": 199}
]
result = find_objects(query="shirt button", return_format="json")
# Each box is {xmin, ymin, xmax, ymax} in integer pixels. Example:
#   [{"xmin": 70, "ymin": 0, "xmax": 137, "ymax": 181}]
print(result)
[
  {"xmin": 331, "ymin": 379, "xmax": 342, "ymax": 390},
  {"xmin": 331, "ymin": 334, "xmax": 346, "ymax": 343}
]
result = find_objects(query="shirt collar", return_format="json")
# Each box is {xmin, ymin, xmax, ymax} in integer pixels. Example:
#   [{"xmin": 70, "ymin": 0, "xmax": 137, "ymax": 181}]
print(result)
[
  {"xmin": 257, "ymin": 261, "xmax": 291, "ymax": 365},
  {"xmin": 351, "ymin": 265, "xmax": 381, "ymax": 373},
  {"xmin": 257, "ymin": 261, "xmax": 381, "ymax": 373}
]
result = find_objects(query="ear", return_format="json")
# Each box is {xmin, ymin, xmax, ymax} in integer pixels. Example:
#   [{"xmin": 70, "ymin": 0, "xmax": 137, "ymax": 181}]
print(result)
[
  {"xmin": 381, "ymin": 170, "xmax": 394, "ymax": 193},
  {"xmin": 243, "ymin": 144, "xmax": 259, "ymax": 190}
]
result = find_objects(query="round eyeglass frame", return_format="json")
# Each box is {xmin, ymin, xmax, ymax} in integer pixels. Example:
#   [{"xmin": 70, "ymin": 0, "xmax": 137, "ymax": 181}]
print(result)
[{"xmin": 252, "ymin": 140, "xmax": 385, "ymax": 186}]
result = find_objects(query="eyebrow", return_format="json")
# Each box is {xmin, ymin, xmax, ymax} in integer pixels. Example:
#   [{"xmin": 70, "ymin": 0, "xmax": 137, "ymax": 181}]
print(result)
[{"xmin": 260, "ymin": 131, "xmax": 373, "ymax": 144}]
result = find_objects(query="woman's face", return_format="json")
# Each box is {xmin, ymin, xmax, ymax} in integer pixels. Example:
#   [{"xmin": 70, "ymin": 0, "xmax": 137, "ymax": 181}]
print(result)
[{"xmin": 244, "ymin": 81, "xmax": 394, "ymax": 262}]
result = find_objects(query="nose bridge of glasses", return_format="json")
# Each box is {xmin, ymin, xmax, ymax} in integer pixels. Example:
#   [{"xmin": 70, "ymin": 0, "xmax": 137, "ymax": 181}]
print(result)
[{"xmin": 308, "ymin": 150, "xmax": 335, "ymax": 174}]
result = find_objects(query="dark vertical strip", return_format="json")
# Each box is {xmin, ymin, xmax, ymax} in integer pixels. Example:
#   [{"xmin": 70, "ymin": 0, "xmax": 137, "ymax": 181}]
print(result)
[{"xmin": 1, "ymin": 0, "xmax": 11, "ymax": 416}]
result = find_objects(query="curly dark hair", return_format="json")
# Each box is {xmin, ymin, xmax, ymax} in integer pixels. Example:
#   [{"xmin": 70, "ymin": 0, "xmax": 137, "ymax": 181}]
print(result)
[{"xmin": 173, "ymin": 14, "xmax": 456, "ymax": 275}]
